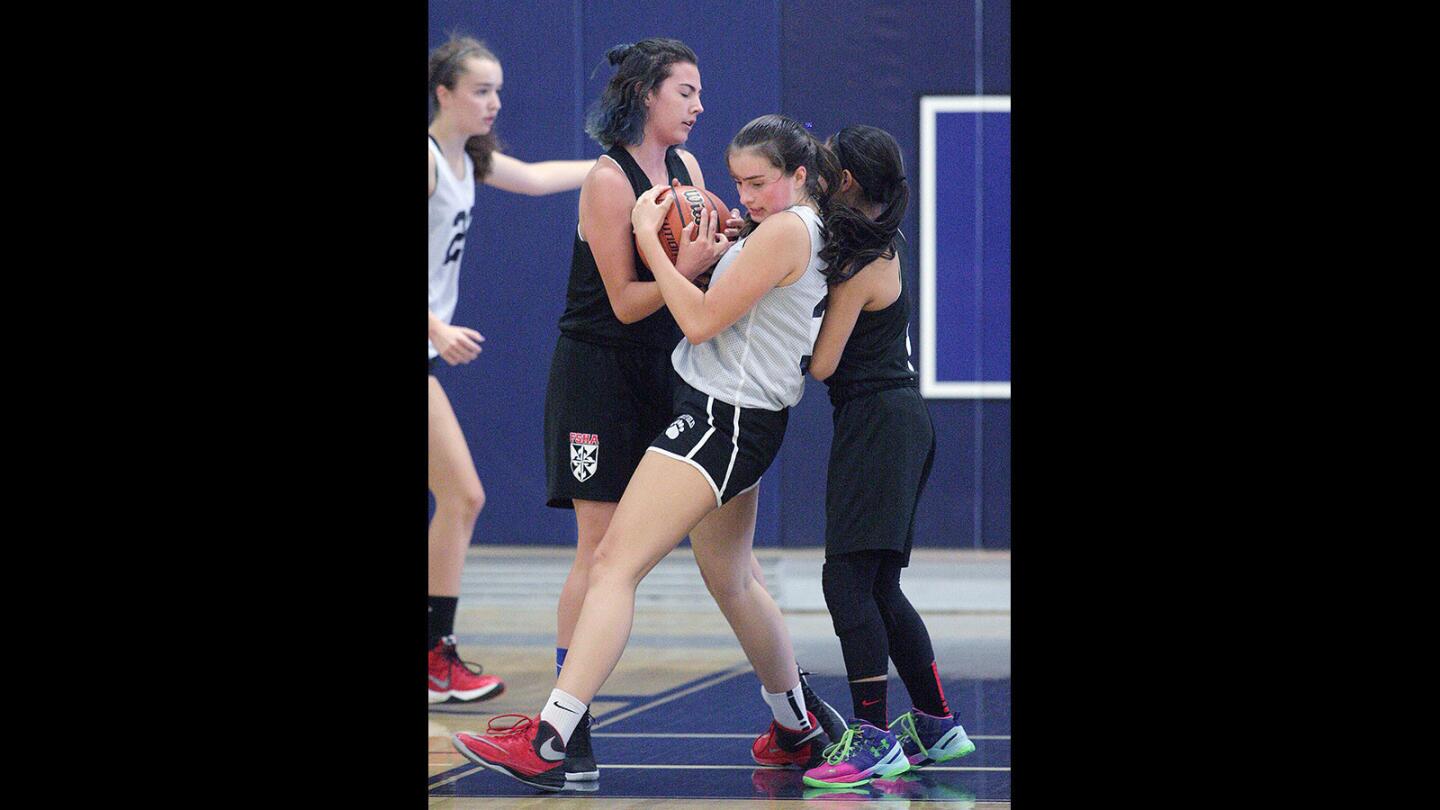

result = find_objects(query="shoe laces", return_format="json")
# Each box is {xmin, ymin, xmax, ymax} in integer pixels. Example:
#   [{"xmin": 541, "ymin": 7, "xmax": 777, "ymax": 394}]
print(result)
[
  {"xmin": 819, "ymin": 726, "xmax": 859, "ymax": 764},
  {"xmin": 441, "ymin": 637, "xmax": 486, "ymax": 676},
  {"xmin": 894, "ymin": 712, "xmax": 926, "ymax": 754},
  {"xmin": 484, "ymin": 714, "xmax": 535, "ymax": 736}
]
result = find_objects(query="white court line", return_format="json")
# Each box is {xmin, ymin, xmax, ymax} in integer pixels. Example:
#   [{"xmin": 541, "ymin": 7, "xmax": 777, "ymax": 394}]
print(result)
[
  {"xmin": 432, "ymin": 665, "xmax": 1011, "ymax": 792},
  {"xmin": 590, "ymin": 664, "xmax": 753, "ymax": 730},
  {"xmin": 596, "ymin": 764, "xmax": 1010, "ymax": 772},
  {"xmin": 431, "ymin": 666, "xmax": 750, "ymax": 791},
  {"xmin": 595, "ymin": 733, "xmax": 1011, "ymax": 741},
  {"xmin": 431, "ymin": 761, "xmax": 1008, "ymax": 788},
  {"xmin": 429, "ymin": 765, "xmax": 482, "ymax": 790}
]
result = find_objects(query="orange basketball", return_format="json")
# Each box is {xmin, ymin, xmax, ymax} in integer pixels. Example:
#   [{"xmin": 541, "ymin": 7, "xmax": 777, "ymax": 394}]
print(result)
[{"xmin": 637, "ymin": 184, "xmax": 732, "ymax": 271}]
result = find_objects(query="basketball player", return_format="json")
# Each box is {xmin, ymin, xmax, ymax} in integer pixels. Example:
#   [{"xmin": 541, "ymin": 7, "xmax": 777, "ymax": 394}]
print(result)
[
  {"xmin": 799, "ymin": 125, "xmax": 975, "ymax": 789},
  {"xmin": 451, "ymin": 114, "xmax": 846, "ymax": 791},
  {"xmin": 427, "ymin": 34, "xmax": 595, "ymax": 705},
  {"xmin": 536, "ymin": 40, "xmax": 841, "ymax": 783}
]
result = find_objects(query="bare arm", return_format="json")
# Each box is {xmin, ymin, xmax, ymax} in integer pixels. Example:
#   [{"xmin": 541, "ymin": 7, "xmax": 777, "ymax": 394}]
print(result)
[
  {"xmin": 634, "ymin": 189, "xmax": 806, "ymax": 345},
  {"xmin": 809, "ymin": 255, "xmax": 897, "ymax": 381},
  {"xmin": 484, "ymin": 152, "xmax": 595, "ymax": 195},
  {"xmin": 581, "ymin": 161, "xmax": 669, "ymax": 324},
  {"xmin": 428, "ymin": 143, "xmax": 437, "ymax": 198}
]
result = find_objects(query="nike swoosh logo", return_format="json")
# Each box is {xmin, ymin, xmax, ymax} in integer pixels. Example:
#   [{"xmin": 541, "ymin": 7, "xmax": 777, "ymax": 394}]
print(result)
[
  {"xmin": 430, "ymin": 675, "xmax": 451, "ymax": 689},
  {"xmin": 861, "ymin": 699, "xmax": 880, "ymax": 707},
  {"xmin": 539, "ymin": 736, "xmax": 567, "ymax": 761},
  {"xmin": 552, "ymin": 701, "xmax": 577, "ymax": 713}
]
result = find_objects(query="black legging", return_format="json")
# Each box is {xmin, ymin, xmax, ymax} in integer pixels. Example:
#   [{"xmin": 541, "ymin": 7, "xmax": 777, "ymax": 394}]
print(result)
[{"xmin": 821, "ymin": 549, "xmax": 943, "ymax": 714}]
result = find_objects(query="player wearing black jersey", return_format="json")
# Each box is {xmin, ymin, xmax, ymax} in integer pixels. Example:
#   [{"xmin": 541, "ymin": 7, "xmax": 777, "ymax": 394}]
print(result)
[{"xmin": 802, "ymin": 126, "xmax": 976, "ymax": 789}]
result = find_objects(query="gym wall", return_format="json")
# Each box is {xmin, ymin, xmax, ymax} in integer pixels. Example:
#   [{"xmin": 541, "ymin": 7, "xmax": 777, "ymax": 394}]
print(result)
[{"xmin": 427, "ymin": 0, "xmax": 1010, "ymax": 550}]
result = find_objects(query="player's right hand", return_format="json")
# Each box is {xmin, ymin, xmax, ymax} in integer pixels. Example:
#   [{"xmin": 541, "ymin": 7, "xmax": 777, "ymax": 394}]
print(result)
[
  {"xmin": 675, "ymin": 205, "xmax": 731, "ymax": 283},
  {"xmin": 433, "ymin": 323, "xmax": 485, "ymax": 365}
]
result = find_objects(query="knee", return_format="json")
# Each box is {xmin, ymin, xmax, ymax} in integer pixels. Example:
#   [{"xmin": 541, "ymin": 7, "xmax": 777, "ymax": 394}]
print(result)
[
  {"xmin": 587, "ymin": 537, "xmax": 636, "ymax": 591},
  {"xmin": 700, "ymin": 565, "xmax": 749, "ymax": 608},
  {"xmin": 435, "ymin": 481, "xmax": 485, "ymax": 522},
  {"xmin": 460, "ymin": 481, "xmax": 486, "ymax": 518},
  {"xmin": 822, "ymin": 559, "xmax": 875, "ymax": 635},
  {"xmin": 870, "ymin": 562, "xmax": 908, "ymax": 613},
  {"xmin": 574, "ymin": 529, "xmax": 604, "ymax": 567}
]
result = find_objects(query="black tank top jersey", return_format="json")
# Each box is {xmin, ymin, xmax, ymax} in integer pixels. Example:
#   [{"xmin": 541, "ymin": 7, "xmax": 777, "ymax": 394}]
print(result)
[
  {"xmin": 824, "ymin": 240, "xmax": 920, "ymax": 406},
  {"xmin": 556, "ymin": 144, "xmax": 694, "ymax": 348}
]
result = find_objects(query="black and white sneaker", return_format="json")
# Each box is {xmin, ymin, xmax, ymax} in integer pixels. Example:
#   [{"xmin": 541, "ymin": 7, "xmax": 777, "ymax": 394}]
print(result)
[
  {"xmin": 798, "ymin": 666, "xmax": 848, "ymax": 746},
  {"xmin": 564, "ymin": 711, "xmax": 600, "ymax": 781}
]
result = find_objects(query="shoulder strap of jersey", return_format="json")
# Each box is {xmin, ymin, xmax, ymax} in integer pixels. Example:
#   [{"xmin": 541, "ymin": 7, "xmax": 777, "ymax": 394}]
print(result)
[
  {"xmin": 665, "ymin": 146, "xmax": 694, "ymax": 186},
  {"xmin": 605, "ymin": 144, "xmax": 697, "ymax": 194}
]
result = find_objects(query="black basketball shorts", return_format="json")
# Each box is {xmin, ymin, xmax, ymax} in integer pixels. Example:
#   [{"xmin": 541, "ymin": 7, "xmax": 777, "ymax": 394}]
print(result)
[
  {"xmin": 825, "ymin": 385, "xmax": 936, "ymax": 563},
  {"xmin": 544, "ymin": 334, "xmax": 678, "ymax": 508},
  {"xmin": 646, "ymin": 378, "xmax": 789, "ymax": 508}
]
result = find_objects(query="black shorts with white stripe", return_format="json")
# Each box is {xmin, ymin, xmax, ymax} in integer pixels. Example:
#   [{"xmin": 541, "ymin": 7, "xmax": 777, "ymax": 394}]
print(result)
[{"xmin": 646, "ymin": 378, "xmax": 789, "ymax": 507}]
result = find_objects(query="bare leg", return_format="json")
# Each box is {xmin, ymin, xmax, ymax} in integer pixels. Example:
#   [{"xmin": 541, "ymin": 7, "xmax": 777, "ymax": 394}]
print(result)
[
  {"xmin": 429, "ymin": 376, "xmax": 485, "ymax": 597},
  {"xmin": 750, "ymin": 550, "xmax": 768, "ymax": 590},
  {"xmin": 690, "ymin": 487, "xmax": 799, "ymax": 693},
  {"xmin": 556, "ymin": 499, "xmax": 617, "ymax": 649},
  {"xmin": 555, "ymin": 452, "xmax": 716, "ymax": 703}
]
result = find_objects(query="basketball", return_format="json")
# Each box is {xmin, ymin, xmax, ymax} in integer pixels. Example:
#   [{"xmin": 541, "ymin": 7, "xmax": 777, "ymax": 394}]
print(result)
[{"xmin": 637, "ymin": 184, "xmax": 731, "ymax": 270}]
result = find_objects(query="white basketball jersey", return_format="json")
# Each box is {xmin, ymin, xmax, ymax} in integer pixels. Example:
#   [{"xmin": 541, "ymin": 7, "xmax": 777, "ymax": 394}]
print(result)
[
  {"xmin": 672, "ymin": 205, "xmax": 829, "ymax": 411},
  {"xmin": 428, "ymin": 137, "xmax": 475, "ymax": 359}
]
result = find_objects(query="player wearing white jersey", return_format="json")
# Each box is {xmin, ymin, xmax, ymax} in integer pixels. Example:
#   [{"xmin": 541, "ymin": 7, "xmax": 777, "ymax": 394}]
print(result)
[
  {"xmin": 425, "ymin": 34, "xmax": 593, "ymax": 705},
  {"xmin": 450, "ymin": 114, "xmax": 848, "ymax": 792}
]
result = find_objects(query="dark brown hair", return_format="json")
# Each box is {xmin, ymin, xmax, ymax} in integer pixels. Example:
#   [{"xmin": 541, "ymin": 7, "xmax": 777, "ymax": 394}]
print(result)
[
  {"xmin": 818, "ymin": 125, "xmax": 909, "ymax": 284},
  {"xmin": 725, "ymin": 114, "xmax": 841, "ymax": 244},
  {"xmin": 584, "ymin": 38, "xmax": 698, "ymax": 148}
]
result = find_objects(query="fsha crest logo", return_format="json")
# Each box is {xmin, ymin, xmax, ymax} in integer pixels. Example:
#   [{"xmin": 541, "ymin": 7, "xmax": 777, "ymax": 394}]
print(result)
[{"xmin": 570, "ymin": 432, "xmax": 599, "ymax": 482}]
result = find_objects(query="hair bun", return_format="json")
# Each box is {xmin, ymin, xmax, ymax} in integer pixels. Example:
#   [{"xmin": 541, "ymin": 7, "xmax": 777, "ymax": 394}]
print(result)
[{"xmin": 606, "ymin": 43, "xmax": 634, "ymax": 65}]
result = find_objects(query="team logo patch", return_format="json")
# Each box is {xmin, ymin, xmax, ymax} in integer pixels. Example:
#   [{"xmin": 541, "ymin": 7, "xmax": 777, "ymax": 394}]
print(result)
[
  {"xmin": 569, "ymin": 432, "xmax": 598, "ymax": 482},
  {"xmin": 665, "ymin": 414, "xmax": 696, "ymax": 440}
]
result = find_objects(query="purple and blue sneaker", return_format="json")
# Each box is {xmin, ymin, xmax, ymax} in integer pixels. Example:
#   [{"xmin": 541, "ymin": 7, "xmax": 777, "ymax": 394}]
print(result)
[
  {"xmin": 889, "ymin": 709, "xmax": 976, "ymax": 768},
  {"xmin": 801, "ymin": 720, "xmax": 910, "ymax": 788}
]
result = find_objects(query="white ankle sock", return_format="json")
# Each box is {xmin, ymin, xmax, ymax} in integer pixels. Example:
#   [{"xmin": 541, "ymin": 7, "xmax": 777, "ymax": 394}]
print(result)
[
  {"xmin": 539, "ymin": 687, "xmax": 587, "ymax": 745},
  {"xmin": 761, "ymin": 681, "xmax": 811, "ymax": 731}
]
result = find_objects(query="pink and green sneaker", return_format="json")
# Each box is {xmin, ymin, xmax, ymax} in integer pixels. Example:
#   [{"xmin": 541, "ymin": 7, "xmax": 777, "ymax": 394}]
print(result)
[{"xmin": 801, "ymin": 720, "xmax": 910, "ymax": 788}]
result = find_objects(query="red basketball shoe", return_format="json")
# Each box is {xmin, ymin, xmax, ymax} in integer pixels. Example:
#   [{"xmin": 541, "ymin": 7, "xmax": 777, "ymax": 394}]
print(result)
[
  {"xmin": 452, "ymin": 714, "xmax": 567, "ymax": 792},
  {"xmin": 428, "ymin": 635, "xmax": 504, "ymax": 703},
  {"xmin": 752, "ymin": 710, "xmax": 825, "ymax": 768}
]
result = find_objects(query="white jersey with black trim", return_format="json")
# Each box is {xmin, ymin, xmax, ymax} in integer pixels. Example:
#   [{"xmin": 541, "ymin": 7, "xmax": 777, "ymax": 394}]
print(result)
[
  {"xmin": 671, "ymin": 205, "xmax": 829, "ymax": 411},
  {"xmin": 428, "ymin": 137, "xmax": 475, "ymax": 359}
]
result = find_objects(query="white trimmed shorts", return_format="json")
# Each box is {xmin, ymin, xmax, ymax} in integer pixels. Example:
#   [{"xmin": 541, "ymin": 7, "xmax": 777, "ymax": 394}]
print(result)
[{"xmin": 646, "ymin": 378, "xmax": 789, "ymax": 507}]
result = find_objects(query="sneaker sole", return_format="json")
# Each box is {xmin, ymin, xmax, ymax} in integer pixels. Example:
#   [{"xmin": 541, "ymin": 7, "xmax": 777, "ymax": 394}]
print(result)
[
  {"xmin": 930, "ymin": 735, "xmax": 977, "ymax": 764},
  {"xmin": 448, "ymin": 682, "xmax": 505, "ymax": 702},
  {"xmin": 801, "ymin": 741, "xmax": 909, "ymax": 789},
  {"xmin": 564, "ymin": 768, "xmax": 600, "ymax": 782},
  {"xmin": 450, "ymin": 735, "xmax": 565, "ymax": 792}
]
